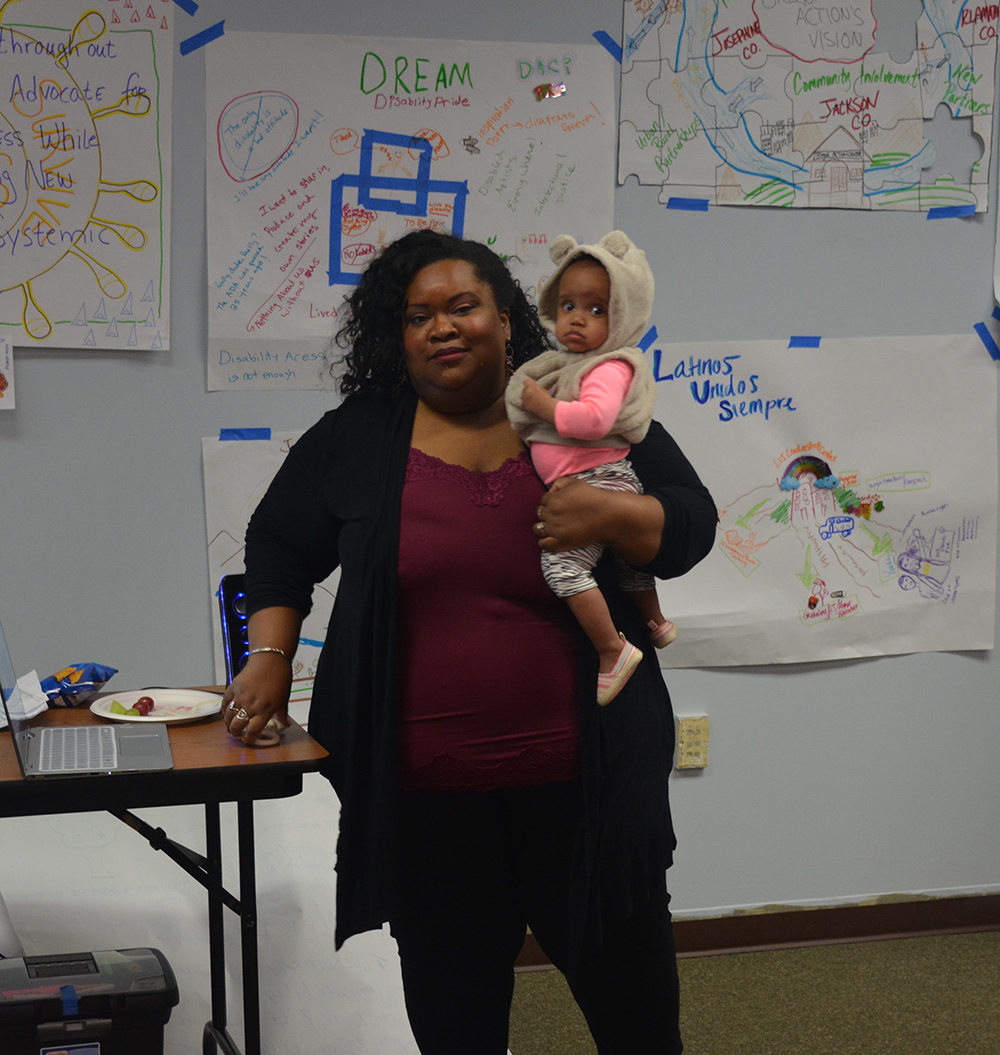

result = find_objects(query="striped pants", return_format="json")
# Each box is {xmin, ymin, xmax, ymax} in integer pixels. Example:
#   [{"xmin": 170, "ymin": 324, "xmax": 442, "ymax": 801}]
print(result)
[{"xmin": 541, "ymin": 459, "xmax": 656, "ymax": 599}]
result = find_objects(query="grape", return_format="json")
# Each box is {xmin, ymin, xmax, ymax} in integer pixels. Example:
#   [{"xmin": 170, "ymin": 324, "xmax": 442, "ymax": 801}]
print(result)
[{"xmin": 134, "ymin": 696, "xmax": 155, "ymax": 716}]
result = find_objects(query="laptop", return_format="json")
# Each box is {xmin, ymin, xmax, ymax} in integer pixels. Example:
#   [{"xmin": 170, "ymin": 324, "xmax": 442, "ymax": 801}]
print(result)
[{"xmin": 0, "ymin": 619, "xmax": 172, "ymax": 778}]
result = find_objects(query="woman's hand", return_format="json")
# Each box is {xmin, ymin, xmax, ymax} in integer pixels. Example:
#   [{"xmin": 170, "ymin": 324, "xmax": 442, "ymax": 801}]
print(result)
[
  {"xmin": 520, "ymin": 378, "xmax": 558, "ymax": 424},
  {"xmin": 536, "ymin": 475, "xmax": 665, "ymax": 566},
  {"xmin": 221, "ymin": 652, "xmax": 292, "ymax": 745},
  {"xmin": 219, "ymin": 605, "xmax": 301, "ymax": 745}
]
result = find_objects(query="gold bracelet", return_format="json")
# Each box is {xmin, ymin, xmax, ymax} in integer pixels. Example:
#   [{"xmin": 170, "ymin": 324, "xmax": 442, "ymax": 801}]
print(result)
[{"xmin": 247, "ymin": 646, "xmax": 291, "ymax": 661}]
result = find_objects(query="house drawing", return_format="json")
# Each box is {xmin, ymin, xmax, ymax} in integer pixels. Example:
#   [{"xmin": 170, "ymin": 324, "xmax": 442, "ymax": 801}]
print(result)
[{"xmin": 805, "ymin": 126, "xmax": 870, "ymax": 208}]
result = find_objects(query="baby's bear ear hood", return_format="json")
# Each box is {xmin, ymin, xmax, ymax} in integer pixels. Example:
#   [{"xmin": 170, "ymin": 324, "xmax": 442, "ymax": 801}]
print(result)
[{"xmin": 538, "ymin": 230, "xmax": 655, "ymax": 352}]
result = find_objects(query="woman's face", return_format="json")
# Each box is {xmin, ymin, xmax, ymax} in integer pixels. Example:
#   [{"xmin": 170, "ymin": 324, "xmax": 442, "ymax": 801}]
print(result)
[{"xmin": 402, "ymin": 258, "xmax": 511, "ymax": 415}]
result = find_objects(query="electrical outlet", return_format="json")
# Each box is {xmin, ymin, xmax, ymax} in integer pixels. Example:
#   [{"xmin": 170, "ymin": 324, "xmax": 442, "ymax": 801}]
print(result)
[{"xmin": 676, "ymin": 715, "xmax": 709, "ymax": 769}]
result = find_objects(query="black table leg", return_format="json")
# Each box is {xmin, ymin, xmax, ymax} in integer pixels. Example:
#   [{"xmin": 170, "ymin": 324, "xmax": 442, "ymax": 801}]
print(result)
[
  {"xmin": 203, "ymin": 800, "xmax": 258, "ymax": 1055},
  {"xmin": 238, "ymin": 799, "xmax": 260, "ymax": 1055},
  {"xmin": 205, "ymin": 803, "xmax": 227, "ymax": 1033},
  {"xmin": 203, "ymin": 802, "xmax": 241, "ymax": 1055},
  {"xmin": 110, "ymin": 802, "xmax": 261, "ymax": 1055}
]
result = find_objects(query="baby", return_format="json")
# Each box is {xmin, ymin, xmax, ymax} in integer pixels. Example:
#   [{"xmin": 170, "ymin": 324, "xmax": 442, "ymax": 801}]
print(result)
[{"xmin": 506, "ymin": 231, "xmax": 675, "ymax": 706}]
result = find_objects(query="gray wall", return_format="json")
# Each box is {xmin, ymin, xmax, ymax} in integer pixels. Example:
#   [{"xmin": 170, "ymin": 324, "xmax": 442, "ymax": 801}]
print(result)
[{"xmin": 2, "ymin": 0, "xmax": 998, "ymax": 924}]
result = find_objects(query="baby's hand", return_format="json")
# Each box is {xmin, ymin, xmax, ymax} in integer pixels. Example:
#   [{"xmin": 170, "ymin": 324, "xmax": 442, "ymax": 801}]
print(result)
[{"xmin": 520, "ymin": 378, "xmax": 558, "ymax": 424}]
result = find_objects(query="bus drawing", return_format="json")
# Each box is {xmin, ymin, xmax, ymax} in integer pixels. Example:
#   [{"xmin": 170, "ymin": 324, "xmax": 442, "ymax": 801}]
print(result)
[{"xmin": 819, "ymin": 516, "xmax": 854, "ymax": 540}]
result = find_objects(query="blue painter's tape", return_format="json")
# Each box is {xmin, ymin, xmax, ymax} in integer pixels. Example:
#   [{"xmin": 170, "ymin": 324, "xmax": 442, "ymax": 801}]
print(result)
[
  {"xmin": 638, "ymin": 326, "xmax": 658, "ymax": 351},
  {"xmin": 60, "ymin": 985, "xmax": 79, "ymax": 1017},
  {"xmin": 974, "ymin": 322, "xmax": 1000, "ymax": 361},
  {"xmin": 666, "ymin": 197, "xmax": 709, "ymax": 211},
  {"xmin": 992, "ymin": 305, "xmax": 1000, "ymax": 322},
  {"xmin": 926, "ymin": 204, "xmax": 976, "ymax": 219},
  {"xmin": 592, "ymin": 31, "xmax": 622, "ymax": 63},
  {"xmin": 789, "ymin": 336, "xmax": 821, "ymax": 348},
  {"xmin": 180, "ymin": 19, "xmax": 225, "ymax": 55},
  {"xmin": 220, "ymin": 428, "xmax": 272, "ymax": 441},
  {"xmin": 329, "ymin": 131, "xmax": 469, "ymax": 284},
  {"xmin": 173, "ymin": 0, "xmax": 199, "ymax": 14}
]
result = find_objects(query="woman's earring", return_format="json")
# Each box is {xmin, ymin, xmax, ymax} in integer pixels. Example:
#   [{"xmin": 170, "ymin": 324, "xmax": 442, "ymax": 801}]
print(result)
[{"xmin": 505, "ymin": 341, "xmax": 514, "ymax": 378}]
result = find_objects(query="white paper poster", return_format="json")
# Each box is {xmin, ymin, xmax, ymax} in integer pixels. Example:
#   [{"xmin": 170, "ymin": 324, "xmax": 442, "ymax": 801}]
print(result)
[
  {"xmin": 649, "ymin": 333, "xmax": 997, "ymax": 666},
  {"xmin": 0, "ymin": 0, "xmax": 173, "ymax": 349},
  {"xmin": 619, "ymin": 1, "xmax": 997, "ymax": 211},
  {"xmin": 206, "ymin": 31, "xmax": 616, "ymax": 391},
  {"xmin": 202, "ymin": 431, "xmax": 338, "ymax": 718}
]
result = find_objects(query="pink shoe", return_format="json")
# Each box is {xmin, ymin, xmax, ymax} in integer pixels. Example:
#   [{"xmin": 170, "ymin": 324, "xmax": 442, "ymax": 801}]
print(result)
[
  {"xmin": 596, "ymin": 634, "xmax": 643, "ymax": 706},
  {"xmin": 648, "ymin": 619, "xmax": 677, "ymax": 648}
]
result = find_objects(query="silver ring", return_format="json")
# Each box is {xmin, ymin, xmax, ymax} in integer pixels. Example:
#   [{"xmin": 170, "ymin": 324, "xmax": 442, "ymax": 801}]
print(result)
[
  {"xmin": 236, "ymin": 709, "xmax": 249, "ymax": 720},
  {"xmin": 536, "ymin": 521, "xmax": 546, "ymax": 536},
  {"xmin": 228, "ymin": 702, "xmax": 236, "ymax": 711},
  {"xmin": 537, "ymin": 506, "xmax": 544, "ymax": 519}
]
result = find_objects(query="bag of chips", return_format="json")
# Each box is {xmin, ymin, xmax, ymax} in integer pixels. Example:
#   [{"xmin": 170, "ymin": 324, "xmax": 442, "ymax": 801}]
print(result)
[{"xmin": 41, "ymin": 663, "xmax": 118, "ymax": 707}]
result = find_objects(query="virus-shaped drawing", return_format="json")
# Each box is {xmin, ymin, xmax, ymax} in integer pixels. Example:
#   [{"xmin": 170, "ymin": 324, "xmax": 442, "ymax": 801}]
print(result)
[{"xmin": 0, "ymin": 3, "xmax": 159, "ymax": 341}]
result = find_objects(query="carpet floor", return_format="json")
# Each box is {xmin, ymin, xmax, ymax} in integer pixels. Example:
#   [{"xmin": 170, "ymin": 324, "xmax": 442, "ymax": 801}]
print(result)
[{"xmin": 509, "ymin": 931, "xmax": 1000, "ymax": 1054}]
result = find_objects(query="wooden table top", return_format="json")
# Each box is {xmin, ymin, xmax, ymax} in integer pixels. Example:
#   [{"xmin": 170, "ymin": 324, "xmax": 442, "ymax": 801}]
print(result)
[{"xmin": 0, "ymin": 689, "xmax": 329, "ymax": 817}]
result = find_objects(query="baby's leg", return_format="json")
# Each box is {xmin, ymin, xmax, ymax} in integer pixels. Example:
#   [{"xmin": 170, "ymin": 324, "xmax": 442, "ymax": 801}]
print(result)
[
  {"xmin": 542, "ymin": 545, "xmax": 619, "ymax": 666},
  {"xmin": 564, "ymin": 587, "xmax": 629, "ymax": 672},
  {"xmin": 615, "ymin": 559, "xmax": 677, "ymax": 648},
  {"xmin": 638, "ymin": 596, "xmax": 677, "ymax": 648},
  {"xmin": 542, "ymin": 548, "xmax": 643, "ymax": 705},
  {"xmin": 567, "ymin": 457, "xmax": 679, "ymax": 650},
  {"xmin": 631, "ymin": 587, "xmax": 667, "ymax": 628}
]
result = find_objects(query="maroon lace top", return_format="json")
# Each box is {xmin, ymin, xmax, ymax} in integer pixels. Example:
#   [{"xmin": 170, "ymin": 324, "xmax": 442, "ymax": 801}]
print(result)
[{"xmin": 396, "ymin": 447, "xmax": 580, "ymax": 792}]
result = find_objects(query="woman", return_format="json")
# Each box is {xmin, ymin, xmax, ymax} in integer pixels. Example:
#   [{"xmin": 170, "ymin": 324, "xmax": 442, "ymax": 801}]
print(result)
[{"xmin": 222, "ymin": 230, "xmax": 716, "ymax": 1054}]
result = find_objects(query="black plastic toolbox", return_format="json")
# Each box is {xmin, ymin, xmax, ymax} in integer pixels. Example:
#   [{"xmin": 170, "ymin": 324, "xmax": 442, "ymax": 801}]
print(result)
[{"xmin": 0, "ymin": 947, "xmax": 178, "ymax": 1054}]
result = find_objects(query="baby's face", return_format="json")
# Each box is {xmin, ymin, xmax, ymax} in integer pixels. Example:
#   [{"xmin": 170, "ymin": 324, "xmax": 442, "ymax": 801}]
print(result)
[{"xmin": 554, "ymin": 258, "xmax": 610, "ymax": 353}]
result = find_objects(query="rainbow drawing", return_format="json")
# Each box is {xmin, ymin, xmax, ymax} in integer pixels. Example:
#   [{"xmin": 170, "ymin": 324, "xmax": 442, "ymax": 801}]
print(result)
[{"xmin": 779, "ymin": 456, "xmax": 839, "ymax": 491}]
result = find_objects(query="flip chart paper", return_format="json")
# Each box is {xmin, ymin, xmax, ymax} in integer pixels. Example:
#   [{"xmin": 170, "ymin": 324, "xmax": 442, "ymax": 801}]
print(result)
[
  {"xmin": 206, "ymin": 31, "xmax": 615, "ymax": 390},
  {"xmin": 619, "ymin": 1, "xmax": 996, "ymax": 212},
  {"xmin": 649, "ymin": 333, "xmax": 997, "ymax": 666},
  {"xmin": 0, "ymin": 0, "xmax": 172, "ymax": 349}
]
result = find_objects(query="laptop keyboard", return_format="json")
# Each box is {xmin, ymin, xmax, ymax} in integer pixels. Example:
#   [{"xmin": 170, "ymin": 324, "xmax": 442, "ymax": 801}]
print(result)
[{"xmin": 39, "ymin": 725, "xmax": 118, "ymax": 773}]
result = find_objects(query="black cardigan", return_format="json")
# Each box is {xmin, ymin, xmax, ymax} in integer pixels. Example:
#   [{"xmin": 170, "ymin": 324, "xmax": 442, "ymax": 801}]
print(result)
[{"xmin": 244, "ymin": 390, "xmax": 716, "ymax": 968}]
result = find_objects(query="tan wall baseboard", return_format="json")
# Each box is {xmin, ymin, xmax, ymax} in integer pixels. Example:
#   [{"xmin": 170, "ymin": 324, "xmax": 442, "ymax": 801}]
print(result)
[{"xmin": 514, "ymin": 893, "xmax": 1000, "ymax": 970}]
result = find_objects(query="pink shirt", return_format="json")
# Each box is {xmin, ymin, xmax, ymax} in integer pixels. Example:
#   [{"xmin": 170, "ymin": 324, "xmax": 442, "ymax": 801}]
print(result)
[{"xmin": 530, "ymin": 359, "xmax": 634, "ymax": 484}]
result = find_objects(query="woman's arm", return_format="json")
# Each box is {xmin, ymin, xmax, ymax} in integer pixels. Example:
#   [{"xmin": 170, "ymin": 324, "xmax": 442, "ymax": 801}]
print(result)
[
  {"xmin": 537, "ymin": 419, "xmax": 716, "ymax": 578},
  {"xmin": 220, "ymin": 606, "xmax": 303, "ymax": 744},
  {"xmin": 539, "ymin": 478, "xmax": 665, "ymax": 566},
  {"xmin": 219, "ymin": 412, "xmax": 346, "ymax": 744},
  {"xmin": 242, "ymin": 413, "xmax": 344, "ymax": 615}
]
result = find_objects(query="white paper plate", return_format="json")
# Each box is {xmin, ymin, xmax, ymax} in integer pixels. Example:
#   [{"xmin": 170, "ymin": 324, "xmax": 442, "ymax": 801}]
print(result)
[{"xmin": 91, "ymin": 689, "xmax": 223, "ymax": 725}]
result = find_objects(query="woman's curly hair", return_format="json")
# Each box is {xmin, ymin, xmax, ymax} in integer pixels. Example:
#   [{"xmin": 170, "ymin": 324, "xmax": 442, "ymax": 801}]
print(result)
[{"xmin": 335, "ymin": 230, "xmax": 552, "ymax": 398}]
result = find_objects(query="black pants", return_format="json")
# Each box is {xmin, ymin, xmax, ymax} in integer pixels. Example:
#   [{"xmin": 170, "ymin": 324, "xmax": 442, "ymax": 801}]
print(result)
[{"xmin": 390, "ymin": 781, "xmax": 683, "ymax": 1055}]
